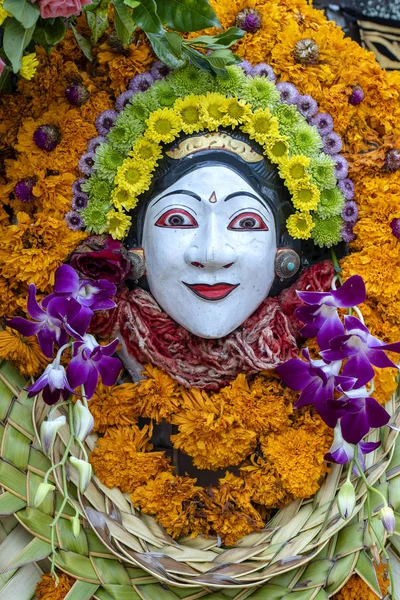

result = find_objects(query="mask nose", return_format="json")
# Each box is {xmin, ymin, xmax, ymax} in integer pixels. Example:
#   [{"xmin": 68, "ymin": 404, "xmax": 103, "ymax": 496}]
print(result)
[{"xmin": 184, "ymin": 217, "xmax": 237, "ymax": 270}]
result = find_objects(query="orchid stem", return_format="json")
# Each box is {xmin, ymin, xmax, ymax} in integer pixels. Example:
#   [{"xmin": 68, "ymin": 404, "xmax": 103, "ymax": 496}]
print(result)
[
  {"xmin": 354, "ymin": 457, "xmax": 395, "ymax": 598},
  {"xmin": 74, "ymin": 436, "xmax": 89, "ymax": 462},
  {"xmin": 80, "ymin": 384, "xmax": 88, "ymax": 409},
  {"xmin": 49, "ymin": 401, "xmax": 74, "ymax": 583},
  {"xmin": 330, "ymin": 248, "xmax": 342, "ymax": 281}
]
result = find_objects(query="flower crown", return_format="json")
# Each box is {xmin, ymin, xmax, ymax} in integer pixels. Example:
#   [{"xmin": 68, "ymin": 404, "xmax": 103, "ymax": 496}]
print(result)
[{"xmin": 71, "ymin": 62, "xmax": 355, "ymax": 247}]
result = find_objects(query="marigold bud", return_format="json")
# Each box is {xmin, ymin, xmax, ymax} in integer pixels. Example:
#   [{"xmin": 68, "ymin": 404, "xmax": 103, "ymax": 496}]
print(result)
[{"xmin": 337, "ymin": 479, "xmax": 356, "ymax": 519}]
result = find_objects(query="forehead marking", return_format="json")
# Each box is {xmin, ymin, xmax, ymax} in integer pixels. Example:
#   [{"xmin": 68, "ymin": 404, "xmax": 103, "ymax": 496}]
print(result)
[{"xmin": 208, "ymin": 192, "xmax": 217, "ymax": 204}]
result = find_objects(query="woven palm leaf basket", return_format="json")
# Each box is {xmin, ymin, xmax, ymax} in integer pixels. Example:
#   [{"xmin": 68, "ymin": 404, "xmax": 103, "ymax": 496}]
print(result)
[{"xmin": 1, "ymin": 0, "xmax": 400, "ymax": 598}]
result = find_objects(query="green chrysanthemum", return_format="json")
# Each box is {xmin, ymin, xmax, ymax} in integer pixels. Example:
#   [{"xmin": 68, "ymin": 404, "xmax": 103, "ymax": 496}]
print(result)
[
  {"xmin": 87, "ymin": 177, "xmax": 113, "ymax": 204},
  {"xmin": 107, "ymin": 116, "xmax": 145, "ymax": 153},
  {"xmin": 92, "ymin": 143, "xmax": 125, "ymax": 183},
  {"xmin": 215, "ymin": 65, "xmax": 246, "ymax": 96},
  {"xmin": 317, "ymin": 187, "xmax": 345, "ymax": 218},
  {"xmin": 311, "ymin": 214, "xmax": 343, "ymax": 248},
  {"xmin": 81, "ymin": 199, "xmax": 111, "ymax": 234},
  {"xmin": 290, "ymin": 123, "xmax": 322, "ymax": 156},
  {"xmin": 150, "ymin": 79, "xmax": 178, "ymax": 108},
  {"xmin": 273, "ymin": 103, "xmax": 305, "ymax": 134},
  {"xmin": 123, "ymin": 91, "xmax": 158, "ymax": 123},
  {"xmin": 239, "ymin": 76, "xmax": 280, "ymax": 110},
  {"xmin": 309, "ymin": 154, "xmax": 337, "ymax": 189},
  {"xmin": 170, "ymin": 65, "xmax": 215, "ymax": 97}
]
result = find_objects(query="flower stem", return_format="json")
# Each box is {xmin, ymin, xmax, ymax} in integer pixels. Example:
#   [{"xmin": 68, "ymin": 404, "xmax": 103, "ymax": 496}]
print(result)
[
  {"xmin": 354, "ymin": 457, "xmax": 395, "ymax": 597},
  {"xmin": 80, "ymin": 384, "xmax": 88, "ymax": 409},
  {"xmin": 74, "ymin": 436, "xmax": 89, "ymax": 462}
]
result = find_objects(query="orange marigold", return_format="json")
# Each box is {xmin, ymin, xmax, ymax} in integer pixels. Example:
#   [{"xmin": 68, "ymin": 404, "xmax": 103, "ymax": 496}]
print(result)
[
  {"xmin": 131, "ymin": 471, "xmax": 200, "ymax": 539},
  {"xmin": 90, "ymin": 425, "xmax": 171, "ymax": 493},
  {"xmin": 0, "ymin": 328, "xmax": 48, "ymax": 377},
  {"xmin": 35, "ymin": 572, "xmax": 75, "ymax": 600},
  {"xmin": 135, "ymin": 364, "xmax": 183, "ymax": 423},
  {"xmin": 0, "ymin": 212, "xmax": 86, "ymax": 292},
  {"xmin": 241, "ymin": 456, "xmax": 293, "ymax": 508},
  {"xmin": 88, "ymin": 381, "xmax": 140, "ymax": 433},
  {"xmin": 333, "ymin": 562, "xmax": 390, "ymax": 600}
]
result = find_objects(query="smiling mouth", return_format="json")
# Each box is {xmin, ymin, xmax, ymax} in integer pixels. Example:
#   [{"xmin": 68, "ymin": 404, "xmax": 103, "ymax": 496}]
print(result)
[{"xmin": 183, "ymin": 282, "xmax": 239, "ymax": 301}]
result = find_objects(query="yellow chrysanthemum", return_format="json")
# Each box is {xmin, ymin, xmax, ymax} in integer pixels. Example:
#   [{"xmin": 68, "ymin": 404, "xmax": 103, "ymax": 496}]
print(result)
[
  {"xmin": 107, "ymin": 209, "xmax": 132, "ymax": 240},
  {"xmin": 279, "ymin": 155, "xmax": 311, "ymax": 187},
  {"xmin": 115, "ymin": 158, "xmax": 152, "ymax": 195},
  {"xmin": 174, "ymin": 95, "xmax": 204, "ymax": 134},
  {"xmin": 200, "ymin": 92, "xmax": 229, "ymax": 130},
  {"xmin": 241, "ymin": 108, "xmax": 280, "ymax": 145},
  {"xmin": 264, "ymin": 136, "xmax": 290, "ymax": 164},
  {"xmin": 19, "ymin": 53, "xmax": 39, "ymax": 81},
  {"xmin": 292, "ymin": 184, "xmax": 320, "ymax": 212},
  {"xmin": 224, "ymin": 97, "xmax": 252, "ymax": 127},
  {"xmin": 0, "ymin": 0, "xmax": 10, "ymax": 26},
  {"xmin": 111, "ymin": 186, "xmax": 138, "ymax": 211},
  {"xmin": 145, "ymin": 107, "xmax": 182, "ymax": 143},
  {"xmin": 130, "ymin": 137, "xmax": 162, "ymax": 167},
  {"xmin": 286, "ymin": 211, "xmax": 315, "ymax": 240}
]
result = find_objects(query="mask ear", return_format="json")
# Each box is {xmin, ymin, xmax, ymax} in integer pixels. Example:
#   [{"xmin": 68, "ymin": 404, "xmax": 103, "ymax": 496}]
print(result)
[
  {"xmin": 127, "ymin": 248, "xmax": 146, "ymax": 281},
  {"xmin": 274, "ymin": 248, "xmax": 301, "ymax": 280}
]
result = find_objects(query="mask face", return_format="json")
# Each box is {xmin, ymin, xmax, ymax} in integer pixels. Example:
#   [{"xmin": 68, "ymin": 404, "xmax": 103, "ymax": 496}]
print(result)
[{"xmin": 143, "ymin": 165, "xmax": 277, "ymax": 338}]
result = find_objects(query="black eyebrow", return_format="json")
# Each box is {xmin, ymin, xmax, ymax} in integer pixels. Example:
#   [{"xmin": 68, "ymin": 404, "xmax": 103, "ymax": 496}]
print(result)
[
  {"xmin": 224, "ymin": 191, "xmax": 264, "ymax": 204},
  {"xmin": 152, "ymin": 190, "xmax": 202, "ymax": 206}
]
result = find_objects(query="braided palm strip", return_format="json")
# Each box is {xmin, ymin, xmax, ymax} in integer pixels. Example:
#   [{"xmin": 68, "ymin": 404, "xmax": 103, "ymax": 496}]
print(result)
[{"xmin": 0, "ymin": 359, "xmax": 399, "ymax": 599}]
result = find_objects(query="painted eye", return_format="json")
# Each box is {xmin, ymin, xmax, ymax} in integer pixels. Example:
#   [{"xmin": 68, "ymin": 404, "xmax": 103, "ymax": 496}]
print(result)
[
  {"xmin": 228, "ymin": 212, "xmax": 269, "ymax": 231},
  {"xmin": 155, "ymin": 209, "xmax": 198, "ymax": 228}
]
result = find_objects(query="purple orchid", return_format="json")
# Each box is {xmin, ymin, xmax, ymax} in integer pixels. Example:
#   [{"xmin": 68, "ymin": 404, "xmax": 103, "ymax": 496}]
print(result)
[
  {"xmin": 27, "ymin": 360, "xmax": 75, "ymax": 405},
  {"xmin": 6, "ymin": 284, "xmax": 91, "ymax": 358},
  {"xmin": 67, "ymin": 334, "xmax": 121, "ymax": 399},
  {"xmin": 276, "ymin": 348, "xmax": 356, "ymax": 428},
  {"xmin": 295, "ymin": 275, "xmax": 366, "ymax": 350},
  {"xmin": 43, "ymin": 264, "xmax": 117, "ymax": 312},
  {"xmin": 320, "ymin": 315, "xmax": 400, "ymax": 386},
  {"xmin": 325, "ymin": 421, "xmax": 381, "ymax": 466}
]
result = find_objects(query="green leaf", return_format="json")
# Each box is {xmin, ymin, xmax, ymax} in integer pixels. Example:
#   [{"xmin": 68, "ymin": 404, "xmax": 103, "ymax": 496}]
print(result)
[
  {"xmin": 156, "ymin": 0, "xmax": 220, "ymax": 32},
  {"xmin": 114, "ymin": 0, "xmax": 136, "ymax": 46},
  {"xmin": 71, "ymin": 25, "xmax": 93, "ymax": 60},
  {"xmin": 146, "ymin": 31, "xmax": 186, "ymax": 68},
  {"xmin": 3, "ymin": 0, "xmax": 40, "ymax": 29},
  {"xmin": 125, "ymin": 0, "xmax": 140, "ymax": 7},
  {"xmin": 164, "ymin": 31, "xmax": 182, "ymax": 55},
  {"xmin": 86, "ymin": 1, "xmax": 109, "ymax": 43},
  {"xmin": 3, "ymin": 18, "xmax": 35, "ymax": 73},
  {"xmin": 44, "ymin": 17, "xmax": 66, "ymax": 45},
  {"xmin": 192, "ymin": 26, "xmax": 244, "ymax": 49},
  {"xmin": 133, "ymin": 0, "xmax": 163, "ymax": 34}
]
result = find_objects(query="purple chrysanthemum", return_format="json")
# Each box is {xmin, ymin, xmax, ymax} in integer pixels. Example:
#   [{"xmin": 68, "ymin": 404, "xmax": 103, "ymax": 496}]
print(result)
[
  {"xmin": 296, "ymin": 94, "xmax": 318, "ymax": 119},
  {"xmin": 341, "ymin": 200, "xmax": 358, "ymax": 224},
  {"xmin": 72, "ymin": 193, "xmax": 89, "ymax": 211},
  {"xmin": 72, "ymin": 178, "xmax": 86, "ymax": 196},
  {"xmin": 33, "ymin": 124, "xmax": 61, "ymax": 152},
  {"xmin": 384, "ymin": 149, "xmax": 400, "ymax": 172},
  {"xmin": 128, "ymin": 72, "xmax": 154, "ymax": 94},
  {"xmin": 95, "ymin": 110, "xmax": 118, "ymax": 136},
  {"xmin": 341, "ymin": 222, "xmax": 356, "ymax": 243},
  {"xmin": 332, "ymin": 154, "xmax": 349, "ymax": 180},
  {"xmin": 310, "ymin": 112, "xmax": 334, "ymax": 136},
  {"xmin": 78, "ymin": 151, "xmax": 96, "ymax": 176},
  {"xmin": 14, "ymin": 177, "xmax": 36, "ymax": 202},
  {"xmin": 235, "ymin": 8, "xmax": 261, "ymax": 33},
  {"xmin": 390, "ymin": 218, "xmax": 400, "ymax": 239},
  {"xmin": 87, "ymin": 136, "xmax": 106, "ymax": 153},
  {"xmin": 65, "ymin": 210, "xmax": 84, "ymax": 231},
  {"xmin": 150, "ymin": 61, "xmax": 171, "ymax": 80},
  {"xmin": 349, "ymin": 85, "xmax": 364, "ymax": 106},
  {"xmin": 338, "ymin": 178, "xmax": 355, "ymax": 200},
  {"xmin": 65, "ymin": 82, "xmax": 89, "ymax": 107},
  {"xmin": 115, "ymin": 90, "xmax": 135, "ymax": 112},
  {"xmin": 238, "ymin": 60, "xmax": 254, "ymax": 75},
  {"xmin": 276, "ymin": 81, "xmax": 300, "ymax": 105},
  {"xmin": 252, "ymin": 63, "xmax": 276, "ymax": 81},
  {"xmin": 323, "ymin": 131, "xmax": 343, "ymax": 155}
]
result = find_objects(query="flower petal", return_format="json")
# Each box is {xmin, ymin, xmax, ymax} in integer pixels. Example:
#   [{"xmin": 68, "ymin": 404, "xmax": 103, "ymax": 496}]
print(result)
[
  {"xmin": 331, "ymin": 275, "xmax": 366, "ymax": 308},
  {"xmin": 317, "ymin": 309, "xmax": 345, "ymax": 350},
  {"xmin": 5, "ymin": 317, "xmax": 42, "ymax": 338},
  {"xmin": 83, "ymin": 366, "xmax": 99, "ymax": 399},
  {"xmin": 359, "ymin": 440, "xmax": 381, "ymax": 454},
  {"xmin": 97, "ymin": 356, "xmax": 121, "ymax": 386},
  {"xmin": 67, "ymin": 356, "xmax": 90, "ymax": 389},
  {"xmin": 365, "ymin": 396, "xmax": 390, "ymax": 429},
  {"xmin": 27, "ymin": 284, "xmax": 46, "ymax": 321},
  {"xmin": 365, "ymin": 348, "xmax": 397, "ymax": 369},
  {"xmin": 341, "ymin": 409, "xmax": 370, "ymax": 444},
  {"xmin": 296, "ymin": 290, "xmax": 334, "ymax": 306},
  {"xmin": 54, "ymin": 264, "xmax": 80, "ymax": 294},
  {"xmin": 342, "ymin": 352, "xmax": 375, "ymax": 387},
  {"xmin": 276, "ymin": 357, "xmax": 314, "ymax": 390}
]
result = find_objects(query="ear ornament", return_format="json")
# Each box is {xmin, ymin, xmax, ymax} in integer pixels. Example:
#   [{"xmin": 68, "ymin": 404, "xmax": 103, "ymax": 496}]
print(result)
[{"xmin": 274, "ymin": 248, "xmax": 300, "ymax": 280}]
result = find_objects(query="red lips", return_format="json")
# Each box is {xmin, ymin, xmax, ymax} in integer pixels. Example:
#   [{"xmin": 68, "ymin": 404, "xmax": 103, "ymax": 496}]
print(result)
[{"xmin": 183, "ymin": 282, "xmax": 239, "ymax": 300}]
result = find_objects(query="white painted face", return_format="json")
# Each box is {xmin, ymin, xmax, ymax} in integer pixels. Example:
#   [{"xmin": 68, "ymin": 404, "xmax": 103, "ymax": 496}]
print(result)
[{"xmin": 143, "ymin": 165, "xmax": 277, "ymax": 338}]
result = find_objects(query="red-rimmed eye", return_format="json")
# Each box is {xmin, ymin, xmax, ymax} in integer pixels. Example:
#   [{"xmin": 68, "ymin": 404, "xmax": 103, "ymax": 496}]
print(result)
[
  {"xmin": 155, "ymin": 209, "xmax": 198, "ymax": 228},
  {"xmin": 228, "ymin": 212, "xmax": 269, "ymax": 231}
]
